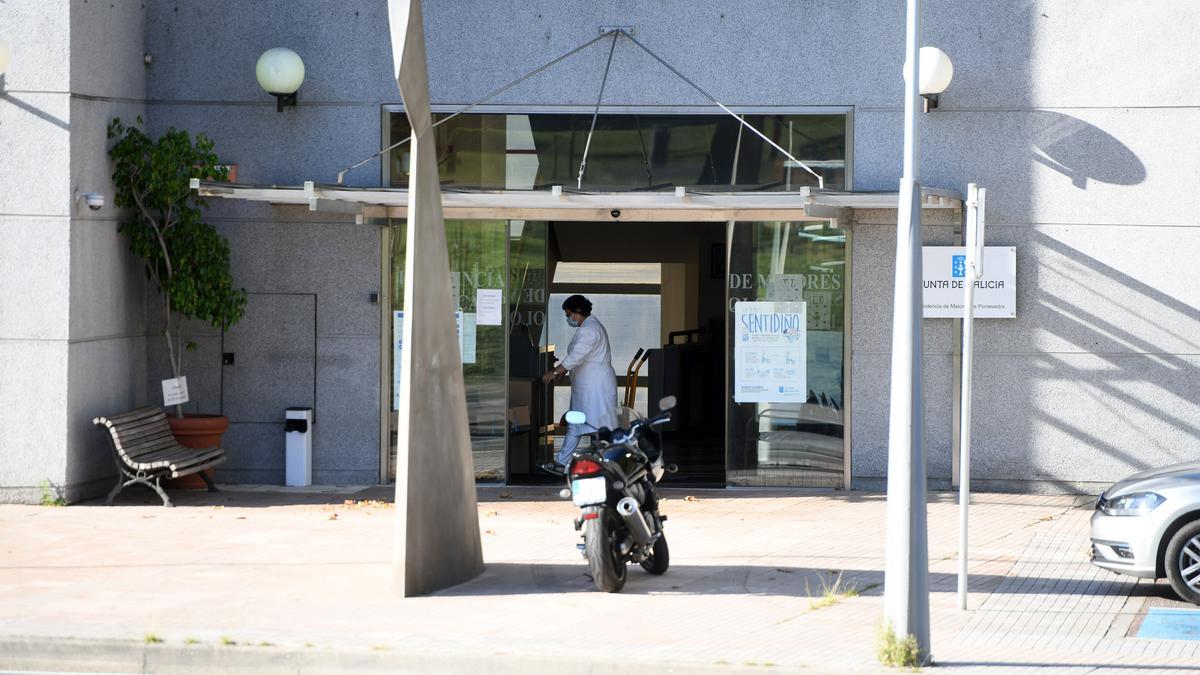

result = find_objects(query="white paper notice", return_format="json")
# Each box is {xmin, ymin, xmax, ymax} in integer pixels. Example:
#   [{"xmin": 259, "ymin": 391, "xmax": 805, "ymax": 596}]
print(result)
[
  {"xmin": 392, "ymin": 311, "xmax": 404, "ymax": 411},
  {"xmin": 455, "ymin": 311, "xmax": 477, "ymax": 365},
  {"xmin": 162, "ymin": 376, "xmax": 189, "ymax": 406},
  {"xmin": 734, "ymin": 301, "xmax": 807, "ymax": 403},
  {"xmin": 476, "ymin": 288, "xmax": 503, "ymax": 326},
  {"xmin": 461, "ymin": 313, "xmax": 477, "ymax": 364}
]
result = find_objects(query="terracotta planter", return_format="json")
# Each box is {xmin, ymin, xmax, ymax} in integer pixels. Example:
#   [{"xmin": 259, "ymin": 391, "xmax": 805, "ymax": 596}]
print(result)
[{"xmin": 165, "ymin": 414, "xmax": 230, "ymax": 489}]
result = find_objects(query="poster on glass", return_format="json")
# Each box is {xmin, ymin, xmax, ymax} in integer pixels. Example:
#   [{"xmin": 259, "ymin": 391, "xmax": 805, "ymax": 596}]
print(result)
[{"xmin": 734, "ymin": 301, "xmax": 807, "ymax": 403}]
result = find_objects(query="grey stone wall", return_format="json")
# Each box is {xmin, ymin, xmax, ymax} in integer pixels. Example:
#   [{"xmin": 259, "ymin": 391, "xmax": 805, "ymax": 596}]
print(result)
[
  {"xmin": 142, "ymin": 2, "xmax": 388, "ymax": 485},
  {"xmin": 2, "ymin": 0, "xmax": 1183, "ymax": 493},
  {"xmin": 423, "ymin": 0, "xmax": 1200, "ymax": 490},
  {"xmin": 65, "ymin": 0, "xmax": 149, "ymax": 503}
]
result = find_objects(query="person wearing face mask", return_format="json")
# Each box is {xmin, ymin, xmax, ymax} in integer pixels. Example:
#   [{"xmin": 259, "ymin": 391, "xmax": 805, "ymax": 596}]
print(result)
[{"xmin": 540, "ymin": 294, "xmax": 618, "ymax": 474}]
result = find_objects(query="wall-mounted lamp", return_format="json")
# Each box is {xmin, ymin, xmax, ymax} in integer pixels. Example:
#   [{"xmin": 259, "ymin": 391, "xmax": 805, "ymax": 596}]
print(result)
[
  {"xmin": 255, "ymin": 48, "xmax": 305, "ymax": 112},
  {"xmin": 918, "ymin": 46, "xmax": 954, "ymax": 112}
]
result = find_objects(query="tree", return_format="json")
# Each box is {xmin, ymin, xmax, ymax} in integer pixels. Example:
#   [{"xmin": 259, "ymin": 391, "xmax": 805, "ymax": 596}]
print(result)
[{"xmin": 107, "ymin": 117, "xmax": 246, "ymax": 418}]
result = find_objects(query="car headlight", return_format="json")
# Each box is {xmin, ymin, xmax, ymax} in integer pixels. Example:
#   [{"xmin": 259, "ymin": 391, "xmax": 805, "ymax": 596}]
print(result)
[{"xmin": 1100, "ymin": 491, "xmax": 1166, "ymax": 516}]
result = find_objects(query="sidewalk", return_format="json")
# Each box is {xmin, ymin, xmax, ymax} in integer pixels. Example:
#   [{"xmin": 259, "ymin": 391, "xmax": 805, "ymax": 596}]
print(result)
[{"xmin": 1, "ymin": 485, "xmax": 1197, "ymax": 673}]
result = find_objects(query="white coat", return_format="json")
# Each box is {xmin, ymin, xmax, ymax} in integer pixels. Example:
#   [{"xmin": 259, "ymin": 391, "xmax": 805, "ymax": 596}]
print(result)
[{"xmin": 556, "ymin": 315, "xmax": 618, "ymax": 463}]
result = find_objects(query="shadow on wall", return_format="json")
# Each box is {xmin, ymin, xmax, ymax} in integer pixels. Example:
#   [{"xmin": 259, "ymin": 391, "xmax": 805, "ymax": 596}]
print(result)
[
  {"xmin": 982, "ymin": 227, "xmax": 1200, "ymax": 487},
  {"xmin": 0, "ymin": 91, "xmax": 71, "ymax": 131},
  {"xmin": 1031, "ymin": 111, "xmax": 1146, "ymax": 189}
]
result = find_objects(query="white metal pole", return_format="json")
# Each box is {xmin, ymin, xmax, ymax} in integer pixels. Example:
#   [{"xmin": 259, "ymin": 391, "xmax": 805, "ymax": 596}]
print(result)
[
  {"xmin": 957, "ymin": 273, "xmax": 974, "ymax": 610},
  {"xmin": 884, "ymin": 0, "xmax": 931, "ymax": 662},
  {"xmin": 958, "ymin": 184, "xmax": 984, "ymax": 611}
]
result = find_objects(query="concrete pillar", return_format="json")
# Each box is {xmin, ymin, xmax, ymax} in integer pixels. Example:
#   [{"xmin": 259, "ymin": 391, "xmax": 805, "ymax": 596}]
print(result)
[{"xmin": 0, "ymin": 1, "xmax": 147, "ymax": 503}]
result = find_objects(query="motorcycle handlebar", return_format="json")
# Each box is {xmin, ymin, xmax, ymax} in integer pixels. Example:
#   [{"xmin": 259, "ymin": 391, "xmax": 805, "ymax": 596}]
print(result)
[
  {"xmin": 648, "ymin": 411, "xmax": 672, "ymax": 426},
  {"xmin": 592, "ymin": 411, "xmax": 671, "ymax": 447}
]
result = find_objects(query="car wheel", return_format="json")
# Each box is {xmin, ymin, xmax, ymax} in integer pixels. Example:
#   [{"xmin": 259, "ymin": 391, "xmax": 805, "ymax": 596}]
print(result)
[{"xmin": 1165, "ymin": 520, "xmax": 1200, "ymax": 605}]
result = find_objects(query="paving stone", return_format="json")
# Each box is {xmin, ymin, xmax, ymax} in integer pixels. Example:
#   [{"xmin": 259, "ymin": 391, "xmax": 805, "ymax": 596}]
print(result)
[{"xmin": 0, "ymin": 487, "xmax": 1198, "ymax": 672}]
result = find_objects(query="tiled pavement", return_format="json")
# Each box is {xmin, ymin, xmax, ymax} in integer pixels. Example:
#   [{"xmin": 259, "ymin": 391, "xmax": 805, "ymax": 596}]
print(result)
[{"xmin": 1, "ymin": 486, "xmax": 1198, "ymax": 673}]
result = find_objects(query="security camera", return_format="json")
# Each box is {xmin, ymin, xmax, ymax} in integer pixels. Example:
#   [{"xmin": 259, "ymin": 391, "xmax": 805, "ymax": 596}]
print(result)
[
  {"xmin": 610, "ymin": 209, "xmax": 621, "ymax": 219},
  {"xmin": 75, "ymin": 191, "xmax": 105, "ymax": 211}
]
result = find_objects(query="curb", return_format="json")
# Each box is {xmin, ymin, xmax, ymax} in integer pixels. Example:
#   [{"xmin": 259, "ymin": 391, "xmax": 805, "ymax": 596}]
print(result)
[{"xmin": 0, "ymin": 635, "xmax": 826, "ymax": 675}]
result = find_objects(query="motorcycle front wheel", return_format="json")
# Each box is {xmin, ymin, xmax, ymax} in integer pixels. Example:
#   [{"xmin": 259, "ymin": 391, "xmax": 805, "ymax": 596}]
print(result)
[{"xmin": 585, "ymin": 509, "xmax": 627, "ymax": 592}]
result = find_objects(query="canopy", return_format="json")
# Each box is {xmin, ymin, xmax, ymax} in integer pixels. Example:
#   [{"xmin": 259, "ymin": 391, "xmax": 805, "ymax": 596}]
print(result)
[{"xmin": 191, "ymin": 180, "xmax": 962, "ymax": 223}]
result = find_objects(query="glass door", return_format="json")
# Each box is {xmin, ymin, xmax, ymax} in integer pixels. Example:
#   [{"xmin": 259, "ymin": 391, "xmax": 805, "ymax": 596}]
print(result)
[
  {"xmin": 386, "ymin": 219, "xmax": 509, "ymax": 482},
  {"xmin": 726, "ymin": 221, "xmax": 848, "ymax": 488},
  {"xmin": 505, "ymin": 220, "xmax": 554, "ymax": 482}
]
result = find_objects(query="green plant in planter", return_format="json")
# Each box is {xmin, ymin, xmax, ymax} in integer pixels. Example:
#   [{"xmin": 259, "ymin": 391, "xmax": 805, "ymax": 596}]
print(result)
[{"xmin": 107, "ymin": 117, "xmax": 246, "ymax": 418}]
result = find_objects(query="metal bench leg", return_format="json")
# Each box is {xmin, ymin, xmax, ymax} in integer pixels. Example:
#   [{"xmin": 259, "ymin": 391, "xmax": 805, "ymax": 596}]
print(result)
[
  {"xmin": 199, "ymin": 470, "xmax": 219, "ymax": 493},
  {"xmin": 107, "ymin": 454, "xmax": 132, "ymax": 506},
  {"xmin": 105, "ymin": 478, "xmax": 125, "ymax": 506}
]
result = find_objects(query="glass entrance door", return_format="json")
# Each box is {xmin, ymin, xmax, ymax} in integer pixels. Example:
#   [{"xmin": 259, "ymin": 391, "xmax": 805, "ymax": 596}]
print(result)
[
  {"xmin": 505, "ymin": 220, "xmax": 555, "ymax": 482},
  {"xmin": 726, "ymin": 221, "xmax": 848, "ymax": 488},
  {"xmin": 386, "ymin": 218, "xmax": 554, "ymax": 483},
  {"xmin": 386, "ymin": 218, "xmax": 509, "ymax": 482}
]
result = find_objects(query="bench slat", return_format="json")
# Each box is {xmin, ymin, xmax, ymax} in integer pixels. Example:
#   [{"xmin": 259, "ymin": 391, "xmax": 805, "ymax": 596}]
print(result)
[
  {"xmin": 107, "ymin": 415, "xmax": 171, "ymax": 440},
  {"xmin": 168, "ymin": 448, "xmax": 226, "ymax": 471},
  {"xmin": 102, "ymin": 407, "xmax": 163, "ymax": 426},
  {"xmin": 114, "ymin": 427, "xmax": 176, "ymax": 451},
  {"xmin": 107, "ymin": 426, "xmax": 172, "ymax": 451},
  {"xmin": 129, "ymin": 446, "xmax": 221, "ymax": 471},
  {"xmin": 113, "ymin": 428, "xmax": 175, "ymax": 451},
  {"xmin": 170, "ymin": 454, "xmax": 226, "ymax": 478},
  {"xmin": 120, "ymin": 436, "xmax": 179, "ymax": 461},
  {"xmin": 134, "ymin": 447, "xmax": 223, "ymax": 473}
]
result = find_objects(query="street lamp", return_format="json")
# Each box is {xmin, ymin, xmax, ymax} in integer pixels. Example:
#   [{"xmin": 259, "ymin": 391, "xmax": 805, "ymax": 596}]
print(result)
[
  {"xmin": 255, "ymin": 48, "xmax": 305, "ymax": 112},
  {"xmin": 918, "ymin": 46, "xmax": 954, "ymax": 112},
  {"xmin": 883, "ymin": 6, "xmax": 954, "ymax": 669}
]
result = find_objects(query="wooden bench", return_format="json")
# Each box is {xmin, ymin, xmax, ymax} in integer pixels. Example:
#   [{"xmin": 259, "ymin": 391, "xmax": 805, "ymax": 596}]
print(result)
[{"xmin": 93, "ymin": 406, "xmax": 226, "ymax": 507}]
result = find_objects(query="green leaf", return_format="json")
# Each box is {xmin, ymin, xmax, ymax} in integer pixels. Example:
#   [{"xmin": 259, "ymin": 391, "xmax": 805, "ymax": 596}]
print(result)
[{"xmin": 107, "ymin": 118, "xmax": 247, "ymax": 361}]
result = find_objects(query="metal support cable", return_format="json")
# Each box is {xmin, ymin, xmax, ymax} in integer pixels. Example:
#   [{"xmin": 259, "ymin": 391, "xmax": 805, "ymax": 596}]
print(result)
[
  {"xmin": 336, "ymin": 30, "xmax": 618, "ymax": 184},
  {"xmin": 634, "ymin": 114, "xmax": 653, "ymax": 188},
  {"xmin": 616, "ymin": 30, "xmax": 824, "ymax": 189},
  {"xmin": 576, "ymin": 31, "xmax": 619, "ymax": 189}
]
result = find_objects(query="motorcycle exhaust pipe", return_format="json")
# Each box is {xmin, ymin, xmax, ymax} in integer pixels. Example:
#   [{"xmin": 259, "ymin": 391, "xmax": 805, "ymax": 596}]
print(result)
[{"xmin": 616, "ymin": 497, "xmax": 654, "ymax": 547}]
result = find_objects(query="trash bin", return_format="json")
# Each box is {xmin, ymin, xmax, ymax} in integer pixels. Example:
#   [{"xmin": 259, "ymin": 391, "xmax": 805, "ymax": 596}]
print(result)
[{"xmin": 284, "ymin": 407, "xmax": 313, "ymax": 487}]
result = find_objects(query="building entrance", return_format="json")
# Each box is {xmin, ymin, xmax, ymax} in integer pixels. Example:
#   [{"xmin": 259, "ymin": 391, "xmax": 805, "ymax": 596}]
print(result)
[
  {"xmin": 509, "ymin": 221, "xmax": 729, "ymax": 486},
  {"xmin": 385, "ymin": 216, "xmax": 849, "ymax": 489}
]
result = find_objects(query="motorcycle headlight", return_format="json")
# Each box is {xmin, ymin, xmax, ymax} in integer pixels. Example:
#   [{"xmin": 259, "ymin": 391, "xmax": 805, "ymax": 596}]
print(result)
[{"xmin": 1100, "ymin": 491, "xmax": 1165, "ymax": 516}]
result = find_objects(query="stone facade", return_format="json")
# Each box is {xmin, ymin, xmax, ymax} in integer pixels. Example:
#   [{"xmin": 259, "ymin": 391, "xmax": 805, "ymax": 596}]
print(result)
[{"xmin": 2, "ymin": 1, "xmax": 1196, "ymax": 500}]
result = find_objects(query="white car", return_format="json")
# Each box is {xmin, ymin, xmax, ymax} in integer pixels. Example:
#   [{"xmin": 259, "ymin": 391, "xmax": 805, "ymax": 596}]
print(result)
[{"xmin": 1090, "ymin": 461, "xmax": 1200, "ymax": 604}]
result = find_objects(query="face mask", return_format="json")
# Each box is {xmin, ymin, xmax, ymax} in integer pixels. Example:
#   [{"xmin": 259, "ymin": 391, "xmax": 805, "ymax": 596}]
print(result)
[{"xmin": 566, "ymin": 315, "xmax": 580, "ymax": 328}]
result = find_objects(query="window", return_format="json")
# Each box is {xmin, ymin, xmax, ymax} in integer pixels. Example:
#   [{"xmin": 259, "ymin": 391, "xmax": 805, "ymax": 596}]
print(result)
[{"xmin": 388, "ymin": 112, "xmax": 847, "ymax": 192}]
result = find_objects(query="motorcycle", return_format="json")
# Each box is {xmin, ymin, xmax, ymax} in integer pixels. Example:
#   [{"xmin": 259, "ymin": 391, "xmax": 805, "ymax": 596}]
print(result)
[{"xmin": 558, "ymin": 395, "xmax": 678, "ymax": 592}]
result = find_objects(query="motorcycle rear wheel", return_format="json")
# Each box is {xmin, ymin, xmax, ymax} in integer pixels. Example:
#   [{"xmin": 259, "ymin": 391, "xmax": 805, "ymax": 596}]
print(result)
[
  {"xmin": 585, "ymin": 510, "xmax": 627, "ymax": 592},
  {"xmin": 640, "ymin": 529, "xmax": 670, "ymax": 575}
]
